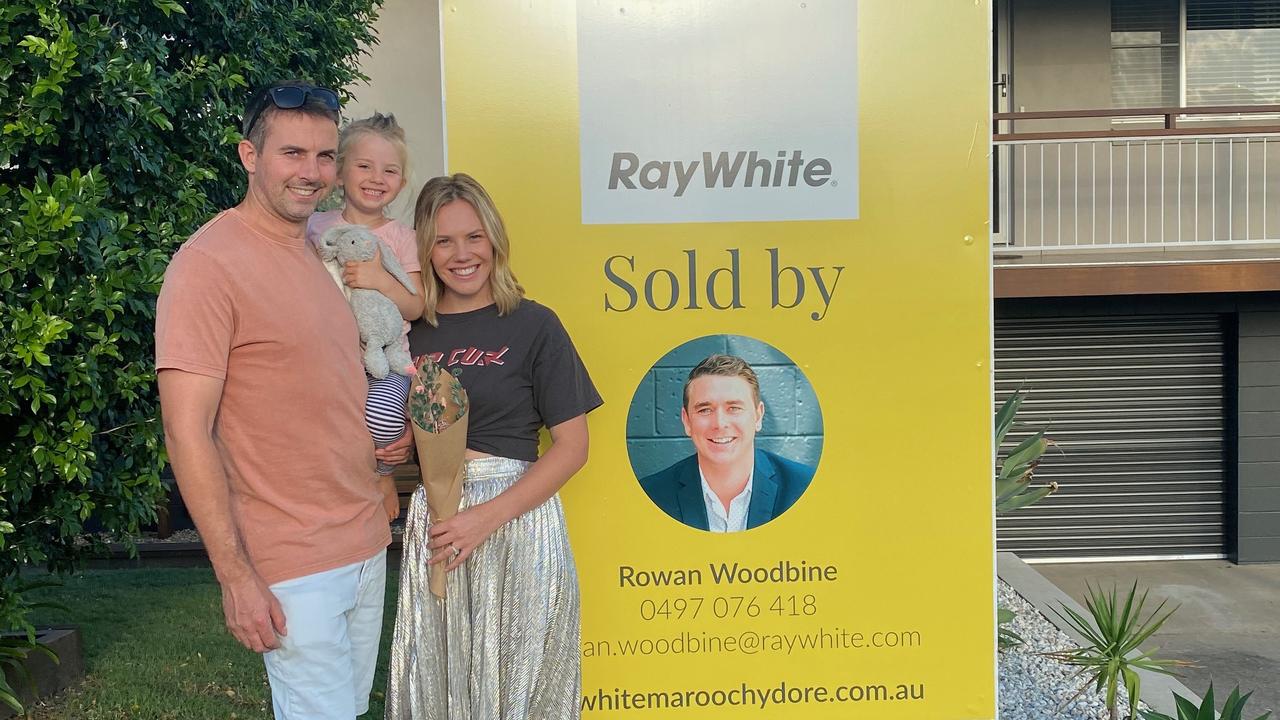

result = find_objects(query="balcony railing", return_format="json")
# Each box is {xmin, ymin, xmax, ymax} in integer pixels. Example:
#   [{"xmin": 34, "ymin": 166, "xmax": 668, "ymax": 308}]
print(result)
[{"xmin": 993, "ymin": 106, "xmax": 1280, "ymax": 251}]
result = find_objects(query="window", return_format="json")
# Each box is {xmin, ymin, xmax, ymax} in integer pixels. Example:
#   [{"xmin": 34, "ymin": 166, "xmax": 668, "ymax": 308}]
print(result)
[
  {"xmin": 1187, "ymin": 1, "xmax": 1280, "ymax": 106},
  {"xmin": 1112, "ymin": 0, "xmax": 1179, "ymax": 108},
  {"xmin": 1111, "ymin": 0, "xmax": 1280, "ymax": 108}
]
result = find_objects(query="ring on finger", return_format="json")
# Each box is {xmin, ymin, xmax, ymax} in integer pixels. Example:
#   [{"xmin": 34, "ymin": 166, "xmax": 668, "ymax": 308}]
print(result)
[{"xmin": 449, "ymin": 542, "xmax": 461, "ymax": 560}]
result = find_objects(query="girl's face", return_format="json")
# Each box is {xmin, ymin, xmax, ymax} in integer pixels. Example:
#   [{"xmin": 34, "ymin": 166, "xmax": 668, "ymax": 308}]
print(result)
[
  {"xmin": 430, "ymin": 199, "xmax": 495, "ymax": 311},
  {"xmin": 338, "ymin": 134, "xmax": 406, "ymax": 216}
]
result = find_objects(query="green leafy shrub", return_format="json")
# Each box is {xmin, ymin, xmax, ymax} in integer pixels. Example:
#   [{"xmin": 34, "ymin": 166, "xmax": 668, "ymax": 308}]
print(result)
[
  {"xmin": 995, "ymin": 389, "xmax": 1057, "ymax": 513},
  {"xmin": 1139, "ymin": 684, "xmax": 1272, "ymax": 720},
  {"xmin": 0, "ymin": 578, "xmax": 62, "ymax": 712},
  {"xmin": 1, "ymin": 0, "xmax": 384, "ymax": 708},
  {"xmin": 997, "ymin": 606, "xmax": 1022, "ymax": 649},
  {"xmin": 994, "ymin": 389, "xmax": 1057, "ymax": 651}
]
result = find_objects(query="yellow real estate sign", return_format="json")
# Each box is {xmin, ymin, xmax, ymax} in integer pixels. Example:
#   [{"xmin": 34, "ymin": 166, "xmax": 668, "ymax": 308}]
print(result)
[{"xmin": 441, "ymin": 1, "xmax": 994, "ymax": 716}]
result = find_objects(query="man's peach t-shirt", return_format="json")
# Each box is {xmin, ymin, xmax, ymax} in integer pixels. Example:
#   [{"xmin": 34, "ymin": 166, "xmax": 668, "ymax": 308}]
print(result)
[{"xmin": 155, "ymin": 209, "xmax": 390, "ymax": 585}]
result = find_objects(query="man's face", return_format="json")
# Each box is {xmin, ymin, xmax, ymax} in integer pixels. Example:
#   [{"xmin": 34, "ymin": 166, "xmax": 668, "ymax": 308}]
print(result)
[
  {"xmin": 239, "ymin": 111, "xmax": 338, "ymax": 226},
  {"xmin": 681, "ymin": 374, "xmax": 764, "ymax": 469}
]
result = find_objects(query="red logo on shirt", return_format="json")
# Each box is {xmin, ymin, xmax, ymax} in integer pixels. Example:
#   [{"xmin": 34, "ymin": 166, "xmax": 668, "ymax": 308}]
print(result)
[{"xmin": 424, "ymin": 347, "xmax": 509, "ymax": 367}]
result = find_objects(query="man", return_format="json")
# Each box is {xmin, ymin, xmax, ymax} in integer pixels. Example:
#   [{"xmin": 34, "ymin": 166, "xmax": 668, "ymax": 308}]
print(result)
[
  {"xmin": 155, "ymin": 82, "xmax": 391, "ymax": 719},
  {"xmin": 639, "ymin": 354, "xmax": 815, "ymax": 532}
]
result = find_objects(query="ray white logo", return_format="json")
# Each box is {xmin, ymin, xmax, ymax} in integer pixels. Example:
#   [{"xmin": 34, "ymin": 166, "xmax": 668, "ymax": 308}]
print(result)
[
  {"xmin": 608, "ymin": 151, "xmax": 833, "ymax": 198},
  {"xmin": 577, "ymin": 1, "xmax": 858, "ymax": 225}
]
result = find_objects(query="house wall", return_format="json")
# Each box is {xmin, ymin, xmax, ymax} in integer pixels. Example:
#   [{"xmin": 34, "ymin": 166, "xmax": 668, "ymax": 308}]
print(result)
[
  {"xmin": 1008, "ymin": 0, "xmax": 1112, "ymax": 130},
  {"xmin": 1238, "ymin": 307, "xmax": 1280, "ymax": 562},
  {"xmin": 343, "ymin": 0, "xmax": 445, "ymax": 224}
]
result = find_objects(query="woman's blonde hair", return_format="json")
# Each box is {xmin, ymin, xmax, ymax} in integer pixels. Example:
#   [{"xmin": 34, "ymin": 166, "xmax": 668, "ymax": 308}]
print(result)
[
  {"xmin": 337, "ymin": 112, "xmax": 410, "ymax": 179},
  {"xmin": 414, "ymin": 173, "xmax": 525, "ymax": 325}
]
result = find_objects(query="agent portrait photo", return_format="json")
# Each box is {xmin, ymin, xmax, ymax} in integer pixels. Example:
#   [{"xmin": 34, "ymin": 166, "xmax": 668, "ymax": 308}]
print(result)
[{"xmin": 638, "ymin": 353, "xmax": 817, "ymax": 533}]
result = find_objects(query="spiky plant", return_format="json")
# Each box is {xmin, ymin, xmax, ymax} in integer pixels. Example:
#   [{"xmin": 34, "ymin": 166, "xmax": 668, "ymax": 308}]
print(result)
[
  {"xmin": 1139, "ymin": 684, "xmax": 1273, "ymax": 720},
  {"xmin": 1044, "ymin": 581, "xmax": 1192, "ymax": 720}
]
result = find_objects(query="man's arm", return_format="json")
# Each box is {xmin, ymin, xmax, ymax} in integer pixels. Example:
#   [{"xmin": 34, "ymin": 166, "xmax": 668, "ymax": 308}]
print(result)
[{"xmin": 158, "ymin": 369, "xmax": 286, "ymax": 653}]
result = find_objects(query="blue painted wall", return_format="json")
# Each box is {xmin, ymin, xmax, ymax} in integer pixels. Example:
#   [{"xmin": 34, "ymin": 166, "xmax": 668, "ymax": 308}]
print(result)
[{"xmin": 625, "ymin": 335, "xmax": 824, "ymax": 478}]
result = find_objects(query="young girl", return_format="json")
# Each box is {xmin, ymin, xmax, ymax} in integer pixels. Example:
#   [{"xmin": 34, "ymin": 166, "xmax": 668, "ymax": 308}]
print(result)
[{"xmin": 307, "ymin": 113, "xmax": 424, "ymax": 519}]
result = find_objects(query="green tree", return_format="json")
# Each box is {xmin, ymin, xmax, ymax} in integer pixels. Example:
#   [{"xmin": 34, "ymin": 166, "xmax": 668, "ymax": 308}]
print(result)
[{"xmin": 0, "ymin": 1, "xmax": 384, "ymax": 707}]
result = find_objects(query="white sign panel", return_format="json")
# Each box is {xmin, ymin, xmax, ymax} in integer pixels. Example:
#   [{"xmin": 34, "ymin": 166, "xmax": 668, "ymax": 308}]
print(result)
[{"xmin": 577, "ymin": 0, "xmax": 859, "ymax": 225}]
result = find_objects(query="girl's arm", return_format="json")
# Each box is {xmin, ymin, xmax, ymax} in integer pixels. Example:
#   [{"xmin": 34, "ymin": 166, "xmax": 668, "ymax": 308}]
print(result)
[
  {"xmin": 386, "ymin": 270, "xmax": 426, "ymax": 320},
  {"xmin": 342, "ymin": 248, "xmax": 427, "ymax": 320},
  {"xmin": 426, "ymin": 414, "xmax": 589, "ymax": 569}
]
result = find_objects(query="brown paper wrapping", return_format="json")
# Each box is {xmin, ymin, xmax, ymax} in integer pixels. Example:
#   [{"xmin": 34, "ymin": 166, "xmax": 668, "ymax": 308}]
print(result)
[
  {"xmin": 407, "ymin": 358, "xmax": 470, "ymax": 598},
  {"xmin": 412, "ymin": 412, "xmax": 468, "ymax": 597}
]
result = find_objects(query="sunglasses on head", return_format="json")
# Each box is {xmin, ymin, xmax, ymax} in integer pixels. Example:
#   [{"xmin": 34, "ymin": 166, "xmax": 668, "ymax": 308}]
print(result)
[{"xmin": 243, "ymin": 84, "xmax": 340, "ymax": 139}]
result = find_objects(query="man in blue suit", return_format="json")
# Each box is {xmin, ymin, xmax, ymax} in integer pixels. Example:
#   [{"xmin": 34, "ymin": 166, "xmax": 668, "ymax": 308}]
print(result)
[{"xmin": 640, "ymin": 354, "xmax": 815, "ymax": 532}]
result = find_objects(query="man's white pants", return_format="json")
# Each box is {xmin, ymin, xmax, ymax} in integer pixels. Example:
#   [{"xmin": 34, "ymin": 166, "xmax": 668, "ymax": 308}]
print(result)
[{"xmin": 263, "ymin": 549, "xmax": 387, "ymax": 719}]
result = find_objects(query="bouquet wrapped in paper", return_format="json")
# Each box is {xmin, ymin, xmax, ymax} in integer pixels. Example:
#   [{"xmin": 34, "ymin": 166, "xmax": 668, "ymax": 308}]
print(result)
[{"xmin": 408, "ymin": 356, "xmax": 469, "ymax": 597}]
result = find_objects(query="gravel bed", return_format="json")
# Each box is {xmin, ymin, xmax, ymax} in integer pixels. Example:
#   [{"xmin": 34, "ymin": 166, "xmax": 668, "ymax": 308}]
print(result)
[
  {"xmin": 78, "ymin": 529, "xmax": 202, "ymax": 546},
  {"xmin": 999, "ymin": 580, "xmax": 1145, "ymax": 720},
  {"xmin": 135, "ymin": 528, "xmax": 202, "ymax": 544}
]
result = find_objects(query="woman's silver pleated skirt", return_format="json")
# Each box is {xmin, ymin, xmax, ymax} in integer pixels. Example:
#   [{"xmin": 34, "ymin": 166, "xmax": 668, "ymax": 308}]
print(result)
[{"xmin": 384, "ymin": 456, "xmax": 581, "ymax": 719}]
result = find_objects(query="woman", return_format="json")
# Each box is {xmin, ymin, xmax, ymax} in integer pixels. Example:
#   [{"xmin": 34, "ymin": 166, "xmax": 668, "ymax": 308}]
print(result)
[{"xmin": 382, "ymin": 173, "xmax": 602, "ymax": 719}]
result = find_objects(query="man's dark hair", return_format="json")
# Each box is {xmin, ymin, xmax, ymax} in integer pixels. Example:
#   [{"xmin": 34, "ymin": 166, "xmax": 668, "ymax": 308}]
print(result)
[
  {"xmin": 242, "ymin": 80, "xmax": 341, "ymax": 148},
  {"xmin": 682, "ymin": 354, "xmax": 762, "ymax": 408}
]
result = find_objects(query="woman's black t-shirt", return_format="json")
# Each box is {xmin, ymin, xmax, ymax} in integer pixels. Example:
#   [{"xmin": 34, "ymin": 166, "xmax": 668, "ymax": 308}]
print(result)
[{"xmin": 406, "ymin": 299, "xmax": 603, "ymax": 462}]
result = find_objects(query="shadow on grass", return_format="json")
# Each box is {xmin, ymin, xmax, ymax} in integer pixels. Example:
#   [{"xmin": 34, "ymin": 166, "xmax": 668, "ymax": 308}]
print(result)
[{"xmin": 22, "ymin": 567, "xmax": 401, "ymax": 720}]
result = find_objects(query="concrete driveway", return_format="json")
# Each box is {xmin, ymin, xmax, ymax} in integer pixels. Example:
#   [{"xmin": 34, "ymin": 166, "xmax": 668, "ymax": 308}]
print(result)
[{"xmin": 1035, "ymin": 560, "xmax": 1280, "ymax": 715}]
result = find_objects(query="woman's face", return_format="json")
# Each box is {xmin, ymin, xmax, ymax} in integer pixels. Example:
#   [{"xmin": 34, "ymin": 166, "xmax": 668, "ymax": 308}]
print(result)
[{"xmin": 430, "ymin": 199, "xmax": 495, "ymax": 311}]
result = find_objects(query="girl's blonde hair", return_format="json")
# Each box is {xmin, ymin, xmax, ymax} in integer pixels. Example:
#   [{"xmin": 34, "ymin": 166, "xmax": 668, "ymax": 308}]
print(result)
[
  {"xmin": 414, "ymin": 174, "xmax": 525, "ymax": 325},
  {"xmin": 337, "ymin": 112, "xmax": 410, "ymax": 179}
]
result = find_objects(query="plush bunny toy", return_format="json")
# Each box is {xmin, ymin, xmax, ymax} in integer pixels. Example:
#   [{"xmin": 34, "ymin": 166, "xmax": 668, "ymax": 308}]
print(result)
[{"xmin": 317, "ymin": 224, "xmax": 418, "ymax": 379}]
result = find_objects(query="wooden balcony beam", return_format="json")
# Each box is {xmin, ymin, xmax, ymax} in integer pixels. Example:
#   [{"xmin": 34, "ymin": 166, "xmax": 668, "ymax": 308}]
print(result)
[{"xmin": 994, "ymin": 260, "xmax": 1280, "ymax": 298}]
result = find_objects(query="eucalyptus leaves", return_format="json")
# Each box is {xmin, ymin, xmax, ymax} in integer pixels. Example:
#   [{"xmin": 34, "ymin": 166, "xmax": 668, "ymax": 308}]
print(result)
[{"xmin": 409, "ymin": 357, "xmax": 469, "ymax": 434}]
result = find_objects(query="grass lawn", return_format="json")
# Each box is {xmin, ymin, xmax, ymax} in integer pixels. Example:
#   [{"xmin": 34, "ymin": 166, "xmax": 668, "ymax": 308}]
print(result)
[{"xmin": 22, "ymin": 567, "xmax": 399, "ymax": 719}]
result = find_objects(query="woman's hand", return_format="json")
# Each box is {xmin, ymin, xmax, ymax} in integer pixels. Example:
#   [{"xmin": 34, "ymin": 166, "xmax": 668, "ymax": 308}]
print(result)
[
  {"xmin": 376, "ymin": 431, "xmax": 414, "ymax": 466},
  {"xmin": 423, "ymin": 416, "xmax": 589, "ymax": 571},
  {"xmin": 427, "ymin": 503, "xmax": 503, "ymax": 571},
  {"xmin": 343, "ymin": 245, "xmax": 392, "ymax": 291}
]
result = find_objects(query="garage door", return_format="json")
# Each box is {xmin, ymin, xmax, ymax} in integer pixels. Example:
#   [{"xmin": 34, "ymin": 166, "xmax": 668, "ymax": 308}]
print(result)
[{"xmin": 995, "ymin": 314, "xmax": 1228, "ymax": 560}]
